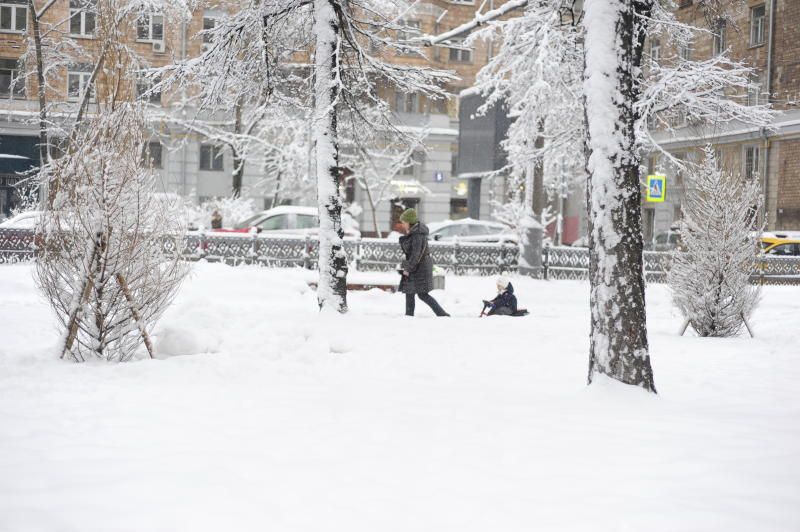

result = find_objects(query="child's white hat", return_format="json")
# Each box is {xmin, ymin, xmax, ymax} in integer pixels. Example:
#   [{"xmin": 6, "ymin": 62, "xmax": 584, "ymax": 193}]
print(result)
[{"xmin": 496, "ymin": 275, "xmax": 510, "ymax": 289}]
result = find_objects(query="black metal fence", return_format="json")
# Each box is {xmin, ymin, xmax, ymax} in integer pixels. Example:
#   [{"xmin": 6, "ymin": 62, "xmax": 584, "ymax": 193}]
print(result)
[
  {"xmin": 3, "ymin": 228, "xmax": 799, "ymax": 285},
  {"xmin": 182, "ymin": 233, "xmax": 519, "ymax": 276}
]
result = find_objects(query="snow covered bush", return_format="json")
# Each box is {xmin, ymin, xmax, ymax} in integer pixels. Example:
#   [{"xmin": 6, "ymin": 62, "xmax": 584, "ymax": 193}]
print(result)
[
  {"xmin": 669, "ymin": 146, "xmax": 762, "ymax": 337},
  {"xmin": 35, "ymin": 105, "xmax": 188, "ymax": 362}
]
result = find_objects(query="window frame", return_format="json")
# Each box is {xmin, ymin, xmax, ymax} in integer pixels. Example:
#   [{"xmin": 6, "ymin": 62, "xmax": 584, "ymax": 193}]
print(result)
[
  {"xmin": 743, "ymin": 145, "xmax": 761, "ymax": 181},
  {"xmin": 447, "ymin": 38, "xmax": 472, "ymax": 63},
  {"xmin": 712, "ymin": 19, "xmax": 726, "ymax": 56},
  {"xmin": 201, "ymin": 14, "xmax": 218, "ymax": 52},
  {"xmin": 136, "ymin": 73, "xmax": 162, "ymax": 105},
  {"xmin": 746, "ymin": 74, "xmax": 763, "ymax": 106},
  {"xmin": 678, "ymin": 43, "xmax": 692, "ymax": 61},
  {"xmin": 0, "ymin": 58, "xmax": 25, "ymax": 99},
  {"xmin": 145, "ymin": 141, "xmax": 163, "ymax": 169},
  {"xmin": 394, "ymin": 91, "xmax": 419, "ymax": 114},
  {"xmin": 66, "ymin": 70, "xmax": 94, "ymax": 102},
  {"xmin": 0, "ymin": 3, "xmax": 27, "ymax": 34},
  {"xmin": 399, "ymin": 150, "xmax": 425, "ymax": 177},
  {"xmin": 69, "ymin": 0, "xmax": 95, "ymax": 38},
  {"xmin": 199, "ymin": 143, "xmax": 224, "ymax": 171},
  {"xmin": 396, "ymin": 19, "xmax": 421, "ymax": 56},
  {"xmin": 137, "ymin": 13, "xmax": 165, "ymax": 42},
  {"xmin": 649, "ymin": 38, "xmax": 661, "ymax": 66},
  {"xmin": 750, "ymin": 5, "xmax": 766, "ymax": 47}
]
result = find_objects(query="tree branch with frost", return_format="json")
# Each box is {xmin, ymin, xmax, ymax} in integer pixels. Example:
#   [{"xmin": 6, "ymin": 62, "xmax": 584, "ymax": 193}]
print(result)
[
  {"xmin": 636, "ymin": 53, "xmax": 776, "ymax": 159},
  {"xmin": 416, "ymin": 0, "xmax": 530, "ymax": 46}
]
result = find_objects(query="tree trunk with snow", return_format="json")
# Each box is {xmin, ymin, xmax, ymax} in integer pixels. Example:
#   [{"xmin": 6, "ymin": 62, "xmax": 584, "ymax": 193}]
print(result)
[
  {"xmin": 231, "ymin": 97, "xmax": 245, "ymax": 198},
  {"xmin": 313, "ymin": 0, "xmax": 348, "ymax": 312},
  {"xmin": 584, "ymin": 0, "xmax": 656, "ymax": 392}
]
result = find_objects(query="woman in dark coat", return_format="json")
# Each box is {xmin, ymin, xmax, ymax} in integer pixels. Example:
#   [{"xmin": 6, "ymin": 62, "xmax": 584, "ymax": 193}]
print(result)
[{"xmin": 398, "ymin": 208, "xmax": 449, "ymax": 317}]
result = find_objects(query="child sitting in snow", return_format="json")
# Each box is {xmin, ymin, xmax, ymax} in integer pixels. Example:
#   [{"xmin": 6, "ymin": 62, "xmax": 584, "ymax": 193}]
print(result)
[{"xmin": 482, "ymin": 276, "xmax": 528, "ymax": 317}]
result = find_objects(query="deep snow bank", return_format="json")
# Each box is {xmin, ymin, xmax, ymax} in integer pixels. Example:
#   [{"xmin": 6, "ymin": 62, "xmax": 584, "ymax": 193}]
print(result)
[{"xmin": 0, "ymin": 262, "xmax": 798, "ymax": 532}]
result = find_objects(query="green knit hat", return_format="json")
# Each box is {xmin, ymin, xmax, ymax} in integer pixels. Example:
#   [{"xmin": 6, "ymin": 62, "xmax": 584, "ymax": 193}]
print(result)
[{"xmin": 399, "ymin": 208, "xmax": 418, "ymax": 224}]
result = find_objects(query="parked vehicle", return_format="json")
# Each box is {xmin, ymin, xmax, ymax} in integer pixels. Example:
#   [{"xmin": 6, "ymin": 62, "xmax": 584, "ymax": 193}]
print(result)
[
  {"xmin": 648, "ymin": 230, "xmax": 681, "ymax": 252},
  {"xmin": 427, "ymin": 219, "xmax": 518, "ymax": 243},
  {"xmin": 211, "ymin": 206, "xmax": 360, "ymax": 238},
  {"xmin": 760, "ymin": 236, "xmax": 800, "ymax": 256},
  {"xmin": 0, "ymin": 211, "xmax": 41, "ymax": 230}
]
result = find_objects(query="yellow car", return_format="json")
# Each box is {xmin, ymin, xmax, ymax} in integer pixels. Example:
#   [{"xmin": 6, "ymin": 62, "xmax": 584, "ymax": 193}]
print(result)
[{"xmin": 760, "ymin": 236, "xmax": 800, "ymax": 256}]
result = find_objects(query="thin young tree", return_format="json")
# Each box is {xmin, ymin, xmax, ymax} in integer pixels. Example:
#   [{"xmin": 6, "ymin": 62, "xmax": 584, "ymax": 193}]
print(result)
[
  {"xmin": 35, "ymin": 104, "xmax": 188, "ymax": 362},
  {"xmin": 669, "ymin": 145, "xmax": 761, "ymax": 337}
]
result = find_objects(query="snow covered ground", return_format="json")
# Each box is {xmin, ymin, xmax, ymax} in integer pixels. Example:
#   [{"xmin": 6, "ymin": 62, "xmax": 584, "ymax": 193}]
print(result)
[{"xmin": 1, "ymin": 262, "xmax": 798, "ymax": 532}]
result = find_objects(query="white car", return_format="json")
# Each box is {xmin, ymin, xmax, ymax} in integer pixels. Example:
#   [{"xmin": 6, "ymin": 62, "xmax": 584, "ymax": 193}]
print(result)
[
  {"xmin": 216, "ymin": 206, "xmax": 360, "ymax": 238},
  {"xmin": 428, "ymin": 219, "xmax": 518, "ymax": 243},
  {"xmin": 0, "ymin": 211, "xmax": 41, "ymax": 230}
]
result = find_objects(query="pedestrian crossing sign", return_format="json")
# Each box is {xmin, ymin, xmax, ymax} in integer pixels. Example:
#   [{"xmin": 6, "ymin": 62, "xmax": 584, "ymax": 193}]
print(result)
[{"xmin": 646, "ymin": 175, "xmax": 666, "ymax": 203}]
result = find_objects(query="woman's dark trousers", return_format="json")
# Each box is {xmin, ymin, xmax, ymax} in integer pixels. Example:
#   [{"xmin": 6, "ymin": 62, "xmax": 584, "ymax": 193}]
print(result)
[{"xmin": 406, "ymin": 292, "xmax": 449, "ymax": 317}]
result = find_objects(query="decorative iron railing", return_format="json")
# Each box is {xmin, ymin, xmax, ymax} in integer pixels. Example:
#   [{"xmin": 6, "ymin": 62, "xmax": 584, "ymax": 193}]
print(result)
[
  {"xmin": 0, "ymin": 228, "xmax": 35, "ymax": 264},
  {"xmin": 3, "ymin": 228, "xmax": 799, "ymax": 285},
  {"xmin": 541, "ymin": 246, "xmax": 674, "ymax": 282}
]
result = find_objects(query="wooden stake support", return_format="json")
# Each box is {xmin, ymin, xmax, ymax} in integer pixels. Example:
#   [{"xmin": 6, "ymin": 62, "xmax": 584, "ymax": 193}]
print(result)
[
  {"xmin": 115, "ymin": 273, "xmax": 155, "ymax": 359},
  {"xmin": 61, "ymin": 241, "xmax": 99, "ymax": 360}
]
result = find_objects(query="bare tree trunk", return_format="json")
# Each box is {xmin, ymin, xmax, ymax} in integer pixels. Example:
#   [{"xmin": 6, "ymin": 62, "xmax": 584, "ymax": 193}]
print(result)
[
  {"xmin": 312, "ymin": 0, "xmax": 348, "ymax": 312},
  {"xmin": 532, "ymin": 135, "xmax": 545, "ymax": 218},
  {"xmin": 271, "ymin": 170, "xmax": 282, "ymax": 208},
  {"xmin": 584, "ymin": 0, "xmax": 656, "ymax": 392},
  {"xmin": 363, "ymin": 181, "xmax": 381, "ymax": 238},
  {"xmin": 28, "ymin": 2, "xmax": 50, "ymax": 204},
  {"xmin": 232, "ymin": 98, "xmax": 244, "ymax": 198}
]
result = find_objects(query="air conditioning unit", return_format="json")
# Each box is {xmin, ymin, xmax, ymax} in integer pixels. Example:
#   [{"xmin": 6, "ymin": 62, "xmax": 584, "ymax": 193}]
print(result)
[{"xmin": 152, "ymin": 41, "xmax": 165, "ymax": 54}]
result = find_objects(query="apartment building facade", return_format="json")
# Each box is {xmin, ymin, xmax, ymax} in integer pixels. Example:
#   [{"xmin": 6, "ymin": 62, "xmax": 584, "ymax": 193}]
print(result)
[
  {"xmin": 0, "ymin": 0, "xmax": 514, "ymax": 235},
  {"xmin": 645, "ymin": 0, "xmax": 800, "ymax": 239}
]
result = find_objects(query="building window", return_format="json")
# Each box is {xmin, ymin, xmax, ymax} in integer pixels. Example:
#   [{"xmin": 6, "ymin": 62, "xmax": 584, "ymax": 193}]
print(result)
[
  {"xmin": 200, "ymin": 144, "xmax": 223, "ymax": 171},
  {"xmin": 69, "ymin": 0, "xmax": 95, "ymax": 37},
  {"xmin": 678, "ymin": 43, "xmax": 691, "ymax": 61},
  {"xmin": 712, "ymin": 20, "xmax": 726, "ymax": 56},
  {"xmin": 394, "ymin": 91, "xmax": 419, "ymax": 113},
  {"xmin": 746, "ymin": 74, "xmax": 763, "ymax": 106},
  {"xmin": 144, "ymin": 141, "xmax": 163, "ymax": 168},
  {"xmin": 67, "ymin": 70, "xmax": 94, "ymax": 101},
  {"xmin": 448, "ymin": 39, "xmax": 472, "ymax": 63},
  {"xmin": 399, "ymin": 151, "xmax": 425, "ymax": 177},
  {"xmin": 450, "ymin": 198, "xmax": 468, "ymax": 220},
  {"xmin": 136, "ymin": 74, "xmax": 161, "ymax": 104},
  {"xmin": 137, "ymin": 13, "xmax": 164, "ymax": 42},
  {"xmin": 0, "ymin": 3, "xmax": 27, "ymax": 33},
  {"xmin": 750, "ymin": 5, "xmax": 766, "ymax": 46},
  {"xmin": 649, "ymin": 38, "xmax": 660, "ymax": 66},
  {"xmin": 202, "ymin": 14, "xmax": 217, "ymax": 51},
  {"xmin": 0, "ymin": 58, "xmax": 24, "ymax": 99},
  {"xmin": 744, "ymin": 146, "xmax": 761, "ymax": 180},
  {"xmin": 396, "ymin": 20, "xmax": 420, "ymax": 55}
]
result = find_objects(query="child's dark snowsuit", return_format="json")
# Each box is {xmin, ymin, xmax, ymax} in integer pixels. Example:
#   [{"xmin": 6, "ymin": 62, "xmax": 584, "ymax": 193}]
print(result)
[{"xmin": 487, "ymin": 283, "xmax": 518, "ymax": 316}]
